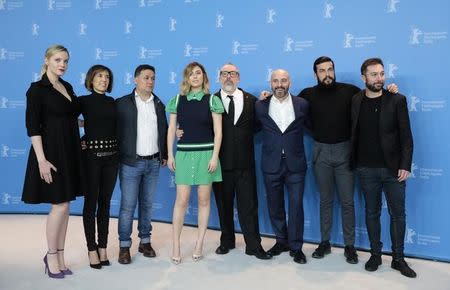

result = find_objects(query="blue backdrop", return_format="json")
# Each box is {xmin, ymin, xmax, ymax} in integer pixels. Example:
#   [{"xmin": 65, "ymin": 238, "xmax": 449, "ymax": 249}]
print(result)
[{"xmin": 1, "ymin": 0, "xmax": 449, "ymax": 262}]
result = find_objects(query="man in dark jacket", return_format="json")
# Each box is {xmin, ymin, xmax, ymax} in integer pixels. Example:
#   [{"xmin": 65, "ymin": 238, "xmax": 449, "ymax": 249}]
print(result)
[
  {"xmin": 115, "ymin": 64, "xmax": 168, "ymax": 264},
  {"xmin": 212, "ymin": 63, "xmax": 271, "ymax": 260},
  {"xmin": 351, "ymin": 58, "xmax": 416, "ymax": 278},
  {"xmin": 255, "ymin": 69, "xmax": 309, "ymax": 264}
]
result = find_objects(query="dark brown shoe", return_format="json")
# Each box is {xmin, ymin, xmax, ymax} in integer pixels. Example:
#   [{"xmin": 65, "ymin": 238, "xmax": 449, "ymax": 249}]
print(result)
[
  {"xmin": 118, "ymin": 247, "xmax": 131, "ymax": 264},
  {"xmin": 138, "ymin": 243, "xmax": 156, "ymax": 258}
]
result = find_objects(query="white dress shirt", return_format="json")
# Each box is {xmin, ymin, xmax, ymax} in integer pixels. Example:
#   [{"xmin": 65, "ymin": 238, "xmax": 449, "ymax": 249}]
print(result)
[
  {"xmin": 135, "ymin": 92, "xmax": 159, "ymax": 156},
  {"xmin": 220, "ymin": 88, "xmax": 243, "ymax": 125},
  {"xmin": 269, "ymin": 93, "xmax": 295, "ymax": 133}
]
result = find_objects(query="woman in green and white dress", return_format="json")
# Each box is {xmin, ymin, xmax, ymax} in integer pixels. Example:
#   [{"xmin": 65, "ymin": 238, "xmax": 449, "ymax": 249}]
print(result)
[{"xmin": 166, "ymin": 62, "xmax": 224, "ymax": 264}]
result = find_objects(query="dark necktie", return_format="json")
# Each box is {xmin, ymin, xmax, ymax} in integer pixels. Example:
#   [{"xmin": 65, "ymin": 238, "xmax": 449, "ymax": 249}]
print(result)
[{"xmin": 227, "ymin": 95, "xmax": 235, "ymax": 124}]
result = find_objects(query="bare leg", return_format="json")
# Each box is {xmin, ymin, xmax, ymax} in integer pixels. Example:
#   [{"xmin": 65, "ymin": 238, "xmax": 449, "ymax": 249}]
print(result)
[
  {"xmin": 98, "ymin": 247, "xmax": 108, "ymax": 262},
  {"xmin": 172, "ymin": 185, "xmax": 191, "ymax": 260},
  {"xmin": 194, "ymin": 184, "xmax": 211, "ymax": 257},
  {"xmin": 46, "ymin": 202, "xmax": 69, "ymax": 273},
  {"xmin": 88, "ymin": 250, "xmax": 101, "ymax": 265},
  {"xmin": 56, "ymin": 203, "xmax": 70, "ymax": 270}
]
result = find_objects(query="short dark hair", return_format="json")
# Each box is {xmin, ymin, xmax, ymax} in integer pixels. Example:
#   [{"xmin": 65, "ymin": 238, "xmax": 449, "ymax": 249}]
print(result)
[
  {"xmin": 313, "ymin": 56, "xmax": 334, "ymax": 73},
  {"xmin": 84, "ymin": 64, "xmax": 113, "ymax": 93},
  {"xmin": 134, "ymin": 64, "xmax": 155, "ymax": 77},
  {"xmin": 361, "ymin": 58, "xmax": 384, "ymax": 75}
]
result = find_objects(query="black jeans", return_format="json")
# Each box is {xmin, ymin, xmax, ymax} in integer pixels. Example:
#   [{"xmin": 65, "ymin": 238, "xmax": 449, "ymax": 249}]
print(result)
[
  {"xmin": 357, "ymin": 167, "xmax": 406, "ymax": 259},
  {"xmin": 82, "ymin": 153, "xmax": 119, "ymax": 251}
]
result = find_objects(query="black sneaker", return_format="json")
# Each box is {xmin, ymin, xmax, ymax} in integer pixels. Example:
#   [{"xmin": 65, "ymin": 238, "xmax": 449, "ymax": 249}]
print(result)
[
  {"xmin": 344, "ymin": 246, "xmax": 358, "ymax": 264},
  {"xmin": 365, "ymin": 254, "xmax": 382, "ymax": 272},
  {"xmin": 391, "ymin": 259, "xmax": 417, "ymax": 278},
  {"xmin": 312, "ymin": 241, "xmax": 331, "ymax": 259}
]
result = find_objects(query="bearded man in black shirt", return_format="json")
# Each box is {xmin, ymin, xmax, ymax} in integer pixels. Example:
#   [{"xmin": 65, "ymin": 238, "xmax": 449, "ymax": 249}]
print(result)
[
  {"xmin": 298, "ymin": 57, "xmax": 360, "ymax": 264},
  {"xmin": 350, "ymin": 58, "xmax": 415, "ymax": 278}
]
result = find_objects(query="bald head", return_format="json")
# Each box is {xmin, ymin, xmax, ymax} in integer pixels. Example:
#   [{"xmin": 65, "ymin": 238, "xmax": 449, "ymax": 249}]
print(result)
[{"xmin": 270, "ymin": 69, "xmax": 291, "ymax": 100}]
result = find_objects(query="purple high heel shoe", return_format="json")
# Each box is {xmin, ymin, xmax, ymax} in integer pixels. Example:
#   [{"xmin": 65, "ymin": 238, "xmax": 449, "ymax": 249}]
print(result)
[
  {"xmin": 43, "ymin": 252, "xmax": 65, "ymax": 279},
  {"xmin": 57, "ymin": 249, "xmax": 73, "ymax": 275}
]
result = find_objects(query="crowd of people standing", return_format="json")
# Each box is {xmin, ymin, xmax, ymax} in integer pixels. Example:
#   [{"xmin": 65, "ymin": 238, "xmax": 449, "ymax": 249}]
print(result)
[{"xmin": 21, "ymin": 44, "xmax": 416, "ymax": 279}]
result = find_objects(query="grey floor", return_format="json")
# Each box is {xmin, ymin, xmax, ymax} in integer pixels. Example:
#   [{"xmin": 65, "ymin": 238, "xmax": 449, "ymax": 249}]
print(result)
[{"xmin": 1, "ymin": 214, "xmax": 449, "ymax": 290}]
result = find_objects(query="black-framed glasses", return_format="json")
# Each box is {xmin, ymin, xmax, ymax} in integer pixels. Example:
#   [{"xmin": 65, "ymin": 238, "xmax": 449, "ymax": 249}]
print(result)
[{"xmin": 220, "ymin": 71, "xmax": 239, "ymax": 78}]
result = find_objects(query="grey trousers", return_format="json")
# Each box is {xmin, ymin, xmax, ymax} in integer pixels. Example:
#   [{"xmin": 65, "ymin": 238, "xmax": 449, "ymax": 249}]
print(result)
[{"xmin": 313, "ymin": 140, "xmax": 355, "ymax": 246}]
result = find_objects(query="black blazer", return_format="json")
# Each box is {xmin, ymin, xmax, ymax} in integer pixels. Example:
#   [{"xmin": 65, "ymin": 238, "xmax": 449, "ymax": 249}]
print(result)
[
  {"xmin": 350, "ymin": 89, "xmax": 413, "ymax": 177},
  {"xmin": 255, "ymin": 94, "xmax": 309, "ymax": 174},
  {"xmin": 215, "ymin": 88, "xmax": 258, "ymax": 170},
  {"xmin": 115, "ymin": 90, "xmax": 168, "ymax": 166}
]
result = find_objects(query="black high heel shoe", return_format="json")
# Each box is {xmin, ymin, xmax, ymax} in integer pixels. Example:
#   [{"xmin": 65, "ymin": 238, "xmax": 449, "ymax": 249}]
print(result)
[
  {"xmin": 98, "ymin": 248, "xmax": 111, "ymax": 266},
  {"xmin": 88, "ymin": 250, "xmax": 102, "ymax": 269}
]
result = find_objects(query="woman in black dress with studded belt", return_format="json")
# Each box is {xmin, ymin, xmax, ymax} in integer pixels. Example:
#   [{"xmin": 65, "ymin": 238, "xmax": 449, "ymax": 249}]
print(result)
[
  {"xmin": 22, "ymin": 45, "xmax": 83, "ymax": 279},
  {"xmin": 79, "ymin": 65, "xmax": 118, "ymax": 269}
]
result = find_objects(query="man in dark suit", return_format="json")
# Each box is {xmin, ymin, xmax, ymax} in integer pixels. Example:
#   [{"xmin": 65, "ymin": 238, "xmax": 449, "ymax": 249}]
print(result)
[
  {"xmin": 351, "ymin": 58, "xmax": 416, "ymax": 278},
  {"xmin": 115, "ymin": 64, "xmax": 168, "ymax": 264},
  {"xmin": 212, "ymin": 63, "xmax": 271, "ymax": 260},
  {"xmin": 255, "ymin": 69, "xmax": 309, "ymax": 264}
]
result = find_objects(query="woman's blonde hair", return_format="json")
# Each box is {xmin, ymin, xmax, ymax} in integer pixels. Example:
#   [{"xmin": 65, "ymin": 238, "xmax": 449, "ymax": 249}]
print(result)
[
  {"xmin": 180, "ymin": 62, "xmax": 209, "ymax": 95},
  {"xmin": 40, "ymin": 44, "xmax": 70, "ymax": 77}
]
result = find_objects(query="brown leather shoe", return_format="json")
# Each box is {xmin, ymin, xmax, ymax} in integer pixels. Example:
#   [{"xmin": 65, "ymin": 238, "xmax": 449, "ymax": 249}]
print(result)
[
  {"xmin": 118, "ymin": 247, "xmax": 131, "ymax": 264},
  {"xmin": 138, "ymin": 243, "xmax": 156, "ymax": 258}
]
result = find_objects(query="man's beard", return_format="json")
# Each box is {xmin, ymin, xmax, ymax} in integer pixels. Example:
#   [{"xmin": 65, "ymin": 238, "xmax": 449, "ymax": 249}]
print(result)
[
  {"xmin": 365, "ymin": 82, "xmax": 384, "ymax": 93},
  {"xmin": 222, "ymin": 81, "xmax": 236, "ymax": 93},
  {"xmin": 317, "ymin": 76, "xmax": 336, "ymax": 88},
  {"xmin": 273, "ymin": 87, "xmax": 288, "ymax": 98}
]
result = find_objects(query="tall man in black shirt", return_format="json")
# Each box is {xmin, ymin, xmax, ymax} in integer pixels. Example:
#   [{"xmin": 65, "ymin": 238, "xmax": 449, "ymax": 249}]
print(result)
[
  {"xmin": 298, "ymin": 57, "xmax": 360, "ymax": 263},
  {"xmin": 351, "ymin": 58, "xmax": 416, "ymax": 278}
]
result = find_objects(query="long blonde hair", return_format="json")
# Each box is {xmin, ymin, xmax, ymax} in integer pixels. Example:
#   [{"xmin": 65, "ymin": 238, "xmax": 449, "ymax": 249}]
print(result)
[
  {"xmin": 40, "ymin": 44, "xmax": 70, "ymax": 77},
  {"xmin": 180, "ymin": 62, "xmax": 210, "ymax": 95}
]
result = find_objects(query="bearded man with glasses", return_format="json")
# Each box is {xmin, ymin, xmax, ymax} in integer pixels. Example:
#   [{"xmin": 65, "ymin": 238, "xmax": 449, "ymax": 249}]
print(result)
[{"xmin": 211, "ymin": 63, "xmax": 272, "ymax": 260}]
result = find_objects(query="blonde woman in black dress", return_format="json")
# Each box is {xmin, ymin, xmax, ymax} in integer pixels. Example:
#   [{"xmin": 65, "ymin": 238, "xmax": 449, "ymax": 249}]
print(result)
[{"xmin": 22, "ymin": 45, "xmax": 83, "ymax": 279}]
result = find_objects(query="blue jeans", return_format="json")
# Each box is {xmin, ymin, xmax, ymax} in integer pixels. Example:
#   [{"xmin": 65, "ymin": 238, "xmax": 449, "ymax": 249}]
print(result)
[
  {"xmin": 118, "ymin": 159, "xmax": 160, "ymax": 247},
  {"xmin": 357, "ymin": 167, "xmax": 406, "ymax": 258}
]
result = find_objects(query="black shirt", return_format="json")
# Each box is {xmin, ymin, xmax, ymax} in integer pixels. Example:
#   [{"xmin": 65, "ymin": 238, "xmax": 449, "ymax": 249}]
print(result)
[
  {"xmin": 298, "ymin": 82, "xmax": 360, "ymax": 144},
  {"xmin": 79, "ymin": 92, "xmax": 117, "ymax": 152},
  {"xmin": 356, "ymin": 94, "xmax": 385, "ymax": 168}
]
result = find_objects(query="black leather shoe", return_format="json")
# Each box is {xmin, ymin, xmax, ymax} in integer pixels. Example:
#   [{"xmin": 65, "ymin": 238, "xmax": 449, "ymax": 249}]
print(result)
[
  {"xmin": 118, "ymin": 247, "xmax": 131, "ymax": 264},
  {"xmin": 365, "ymin": 254, "xmax": 382, "ymax": 271},
  {"xmin": 215, "ymin": 245, "xmax": 235, "ymax": 255},
  {"xmin": 391, "ymin": 258, "xmax": 417, "ymax": 278},
  {"xmin": 267, "ymin": 243, "xmax": 289, "ymax": 256},
  {"xmin": 292, "ymin": 250, "xmax": 307, "ymax": 264},
  {"xmin": 245, "ymin": 247, "xmax": 272, "ymax": 260},
  {"xmin": 312, "ymin": 241, "xmax": 331, "ymax": 259},
  {"xmin": 138, "ymin": 243, "xmax": 156, "ymax": 258},
  {"xmin": 344, "ymin": 245, "xmax": 358, "ymax": 264}
]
